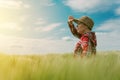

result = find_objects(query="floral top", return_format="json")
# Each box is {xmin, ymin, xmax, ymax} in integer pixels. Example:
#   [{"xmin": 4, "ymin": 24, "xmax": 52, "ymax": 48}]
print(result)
[{"xmin": 68, "ymin": 22, "xmax": 97, "ymax": 56}]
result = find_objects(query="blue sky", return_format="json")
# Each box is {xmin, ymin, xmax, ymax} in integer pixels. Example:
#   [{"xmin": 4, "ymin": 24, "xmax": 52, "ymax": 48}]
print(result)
[{"xmin": 0, "ymin": 0, "xmax": 120, "ymax": 54}]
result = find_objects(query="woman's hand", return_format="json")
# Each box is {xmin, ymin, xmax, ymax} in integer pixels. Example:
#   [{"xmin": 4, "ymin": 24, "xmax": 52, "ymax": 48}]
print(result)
[{"xmin": 68, "ymin": 16, "xmax": 74, "ymax": 22}]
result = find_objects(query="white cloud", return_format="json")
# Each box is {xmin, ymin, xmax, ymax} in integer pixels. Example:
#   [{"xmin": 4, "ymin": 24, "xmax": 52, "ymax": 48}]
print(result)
[
  {"xmin": 0, "ymin": 34, "xmax": 76, "ymax": 54},
  {"xmin": 35, "ymin": 18, "xmax": 47, "ymax": 25},
  {"xmin": 34, "ymin": 18, "xmax": 62, "ymax": 32},
  {"xmin": 115, "ymin": 7, "xmax": 120, "ymax": 15},
  {"xmin": 42, "ymin": 23, "xmax": 62, "ymax": 32},
  {"xmin": 96, "ymin": 18, "xmax": 120, "ymax": 32},
  {"xmin": 19, "ymin": 15, "xmax": 31, "ymax": 22},
  {"xmin": 23, "ymin": 4, "xmax": 31, "ymax": 8},
  {"xmin": 0, "ymin": 22, "xmax": 22, "ymax": 31},
  {"xmin": 60, "ymin": 28, "xmax": 66, "ymax": 31},
  {"xmin": 95, "ymin": 18, "xmax": 120, "ymax": 51},
  {"xmin": 0, "ymin": 0, "xmax": 30, "ymax": 9},
  {"xmin": 35, "ymin": 23, "xmax": 62, "ymax": 32},
  {"xmin": 62, "ymin": 36, "xmax": 73, "ymax": 41},
  {"xmin": 63, "ymin": 0, "xmax": 119, "ymax": 13}
]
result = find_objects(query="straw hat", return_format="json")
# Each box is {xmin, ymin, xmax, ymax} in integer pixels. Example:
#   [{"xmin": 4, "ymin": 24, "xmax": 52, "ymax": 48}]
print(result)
[{"xmin": 73, "ymin": 16, "xmax": 94, "ymax": 30}]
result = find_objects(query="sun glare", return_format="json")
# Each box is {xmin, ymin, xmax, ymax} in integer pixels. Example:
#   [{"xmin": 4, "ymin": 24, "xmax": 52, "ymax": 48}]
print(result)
[{"xmin": 0, "ymin": 0, "xmax": 24, "ymax": 35}]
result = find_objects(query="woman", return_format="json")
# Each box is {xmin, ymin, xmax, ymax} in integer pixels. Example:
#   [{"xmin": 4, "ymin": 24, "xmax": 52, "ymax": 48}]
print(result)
[{"xmin": 68, "ymin": 16, "xmax": 97, "ymax": 58}]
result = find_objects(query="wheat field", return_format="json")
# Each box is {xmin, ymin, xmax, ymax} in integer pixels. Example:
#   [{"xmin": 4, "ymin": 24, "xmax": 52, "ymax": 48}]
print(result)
[{"xmin": 0, "ymin": 51, "xmax": 120, "ymax": 80}]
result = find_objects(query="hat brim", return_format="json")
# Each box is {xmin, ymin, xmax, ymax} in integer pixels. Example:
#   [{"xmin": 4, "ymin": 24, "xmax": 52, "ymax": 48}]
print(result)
[
  {"xmin": 73, "ymin": 18, "xmax": 91, "ymax": 29},
  {"xmin": 73, "ymin": 19, "xmax": 87, "ymax": 26},
  {"xmin": 73, "ymin": 19, "xmax": 81, "ymax": 24}
]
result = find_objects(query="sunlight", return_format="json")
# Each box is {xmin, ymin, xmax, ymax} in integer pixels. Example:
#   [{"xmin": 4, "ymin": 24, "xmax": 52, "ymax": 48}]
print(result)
[{"xmin": 0, "ymin": 0, "xmax": 24, "ymax": 35}]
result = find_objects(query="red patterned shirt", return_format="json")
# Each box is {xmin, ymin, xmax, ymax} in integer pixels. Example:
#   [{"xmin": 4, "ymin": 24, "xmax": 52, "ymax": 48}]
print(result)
[{"xmin": 75, "ymin": 32, "xmax": 97, "ymax": 55}]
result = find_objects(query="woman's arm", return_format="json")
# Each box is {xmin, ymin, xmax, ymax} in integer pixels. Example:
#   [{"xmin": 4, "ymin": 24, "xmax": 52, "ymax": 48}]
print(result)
[{"xmin": 68, "ymin": 21, "xmax": 81, "ymax": 38}]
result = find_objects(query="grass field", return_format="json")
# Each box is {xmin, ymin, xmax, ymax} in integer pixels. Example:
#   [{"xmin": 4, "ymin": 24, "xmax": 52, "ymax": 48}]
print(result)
[{"xmin": 0, "ymin": 51, "xmax": 120, "ymax": 80}]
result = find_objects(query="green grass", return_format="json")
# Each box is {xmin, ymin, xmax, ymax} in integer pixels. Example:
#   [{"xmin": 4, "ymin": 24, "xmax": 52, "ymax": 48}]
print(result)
[{"xmin": 0, "ymin": 51, "xmax": 120, "ymax": 80}]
